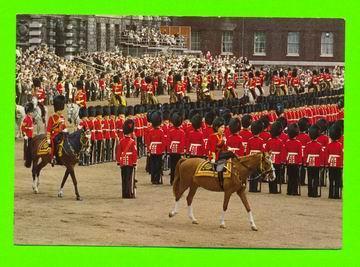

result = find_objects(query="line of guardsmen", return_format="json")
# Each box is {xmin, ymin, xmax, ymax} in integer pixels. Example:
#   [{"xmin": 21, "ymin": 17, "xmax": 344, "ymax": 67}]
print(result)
[{"xmin": 75, "ymin": 89, "xmax": 344, "ymax": 199}]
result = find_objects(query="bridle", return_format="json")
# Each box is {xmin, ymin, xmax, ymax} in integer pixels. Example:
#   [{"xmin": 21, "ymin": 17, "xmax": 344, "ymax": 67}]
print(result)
[{"xmin": 236, "ymin": 153, "xmax": 275, "ymax": 182}]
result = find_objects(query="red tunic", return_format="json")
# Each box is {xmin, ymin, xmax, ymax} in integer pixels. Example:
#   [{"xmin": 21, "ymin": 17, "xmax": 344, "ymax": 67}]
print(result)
[
  {"xmin": 167, "ymin": 127, "xmax": 186, "ymax": 154},
  {"xmin": 134, "ymin": 117, "xmax": 142, "ymax": 138},
  {"xmin": 208, "ymin": 133, "xmax": 227, "ymax": 160},
  {"xmin": 187, "ymin": 129, "xmax": 205, "ymax": 157},
  {"xmin": 35, "ymin": 87, "xmax": 46, "ymax": 104},
  {"xmin": 239, "ymin": 129, "xmax": 253, "ymax": 153},
  {"xmin": 99, "ymin": 79, "xmax": 106, "ymax": 91},
  {"xmin": 109, "ymin": 118, "xmax": 117, "ymax": 139},
  {"xmin": 226, "ymin": 134, "xmax": 244, "ymax": 157},
  {"xmin": 246, "ymin": 136, "xmax": 264, "ymax": 155},
  {"xmin": 284, "ymin": 139, "xmax": 302, "ymax": 165},
  {"xmin": 87, "ymin": 118, "xmax": 95, "ymax": 141},
  {"xmin": 74, "ymin": 90, "xmax": 87, "ymax": 108},
  {"xmin": 324, "ymin": 141, "xmax": 343, "ymax": 168},
  {"xmin": 102, "ymin": 118, "xmax": 111, "ymax": 140},
  {"xmin": 264, "ymin": 137, "xmax": 285, "ymax": 164},
  {"xmin": 116, "ymin": 117, "xmax": 124, "ymax": 139},
  {"xmin": 21, "ymin": 114, "xmax": 34, "ymax": 138},
  {"xmin": 146, "ymin": 127, "xmax": 165, "ymax": 155},
  {"xmin": 133, "ymin": 78, "xmax": 141, "ymax": 90},
  {"xmin": 77, "ymin": 119, "xmax": 90, "ymax": 130},
  {"xmin": 303, "ymin": 140, "xmax": 324, "ymax": 167},
  {"xmin": 317, "ymin": 134, "xmax": 330, "ymax": 150},
  {"xmin": 112, "ymin": 83, "xmax": 123, "ymax": 96},
  {"xmin": 46, "ymin": 113, "xmax": 67, "ymax": 140},
  {"xmin": 259, "ymin": 131, "xmax": 271, "ymax": 142},
  {"xmin": 296, "ymin": 132, "xmax": 311, "ymax": 161},
  {"xmin": 56, "ymin": 82, "xmax": 64, "ymax": 95},
  {"xmin": 116, "ymin": 136, "xmax": 137, "ymax": 166},
  {"xmin": 93, "ymin": 117, "xmax": 103, "ymax": 141}
]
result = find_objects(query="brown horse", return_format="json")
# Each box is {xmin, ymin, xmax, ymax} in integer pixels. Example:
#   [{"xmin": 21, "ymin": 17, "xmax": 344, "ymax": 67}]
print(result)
[
  {"xmin": 169, "ymin": 152, "xmax": 275, "ymax": 230},
  {"xmin": 25, "ymin": 128, "xmax": 91, "ymax": 200}
]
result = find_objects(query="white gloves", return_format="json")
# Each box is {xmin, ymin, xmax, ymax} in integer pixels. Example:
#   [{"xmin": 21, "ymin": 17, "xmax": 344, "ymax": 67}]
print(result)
[
  {"xmin": 23, "ymin": 135, "xmax": 28, "ymax": 140},
  {"xmin": 62, "ymin": 128, "xmax": 68, "ymax": 133},
  {"xmin": 210, "ymin": 159, "xmax": 216, "ymax": 164},
  {"xmin": 47, "ymin": 139, "xmax": 51, "ymax": 144}
]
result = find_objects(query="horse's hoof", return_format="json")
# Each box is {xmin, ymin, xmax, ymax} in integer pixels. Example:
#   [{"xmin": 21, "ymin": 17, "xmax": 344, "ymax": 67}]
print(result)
[
  {"xmin": 33, "ymin": 189, "xmax": 39, "ymax": 194},
  {"xmin": 220, "ymin": 224, "xmax": 226, "ymax": 229},
  {"xmin": 169, "ymin": 212, "xmax": 176, "ymax": 218},
  {"xmin": 251, "ymin": 225, "xmax": 258, "ymax": 231},
  {"xmin": 192, "ymin": 220, "xmax": 198, "ymax": 224},
  {"xmin": 76, "ymin": 196, "xmax": 83, "ymax": 201},
  {"xmin": 58, "ymin": 193, "xmax": 63, "ymax": 198}
]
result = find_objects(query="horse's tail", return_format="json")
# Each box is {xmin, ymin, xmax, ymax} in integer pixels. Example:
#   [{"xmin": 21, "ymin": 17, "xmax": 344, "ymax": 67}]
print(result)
[
  {"xmin": 173, "ymin": 158, "xmax": 187, "ymax": 197},
  {"xmin": 24, "ymin": 140, "xmax": 33, "ymax": 168}
]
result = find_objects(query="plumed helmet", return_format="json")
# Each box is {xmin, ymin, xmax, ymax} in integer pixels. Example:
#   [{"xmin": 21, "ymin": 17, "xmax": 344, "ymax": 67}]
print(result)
[
  {"xmin": 117, "ymin": 106, "xmax": 125, "ymax": 116},
  {"xmin": 191, "ymin": 114, "xmax": 202, "ymax": 130},
  {"xmin": 329, "ymin": 124, "xmax": 342, "ymax": 141},
  {"xmin": 145, "ymin": 76, "xmax": 153, "ymax": 84},
  {"xmin": 270, "ymin": 121, "xmax": 282, "ymax": 138},
  {"xmin": 251, "ymin": 120, "xmax": 263, "ymax": 135},
  {"xmin": 229, "ymin": 118, "xmax": 241, "ymax": 134},
  {"xmin": 241, "ymin": 114, "xmax": 253, "ymax": 129},
  {"xmin": 204, "ymin": 110, "xmax": 215, "ymax": 125},
  {"xmin": 113, "ymin": 75, "xmax": 120, "ymax": 83},
  {"xmin": 87, "ymin": 106, "xmax": 96, "ymax": 117},
  {"xmin": 259, "ymin": 115, "xmax": 270, "ymax": 129},
  {"xmin": 298, "ymin": 117, "xmax": 310, "ymax": 132},
  {"xmin": 53, "ymin": 95, "xmax": 65, "ymax": 112},
  {"xmin": 95, "ymin": 105, "xmax": 103, "ymax": 116},
  {"xmin": 125, "ymin": 105, "xmax": 134, "ymax": 117},
  {"xmin": 171, "ymin": 112, "xmax": 183, "ymax": 127},
  {"xmin": 151, "ymin": 111, "xmax": 162, "ymax": 127},
  {"xmin": 287, "ymin": 123, "xmax": 300, "ymax": 139},
  {"xmin": 308, "ymin": 124, "xmax": 320, "ymax": 140},
  {"xmin": 110, "ymin": 105, "xmax": 116, "ymax": 116},
  {"xmin": 316, "ymin": 118, "xmax": 328, "ymax": 133},
  {"xmin": 24, "ymin": 102, "xmax": 34, "ymax": 114},
  {"xmin": 78, "ymin": 107, "xmax": 88, "ymax": 119},
  {"xmin": 76, "ymin": 80, "xmax": 84, "ymax": 90},
  {"xmin": 212, "ymin": 117, "xmax": 225, "ymax": 132},
  {"xmin": 123, "ymin": 119, "xmax": 135, "ymax": 135}
]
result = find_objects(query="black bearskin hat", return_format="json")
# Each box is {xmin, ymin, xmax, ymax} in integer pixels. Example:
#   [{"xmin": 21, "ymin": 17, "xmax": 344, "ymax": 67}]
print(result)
[
  {"xmin": 151, "ymin": 111, "xmax": 162, "ymax": 128},
  {"xmin": 145, "ymin": 76, "xmax": 153, "ymax": 84},
  {"xmin": 174, "ymin": 73, "xmax": 182, "ymax": 83},
  {"xmin": 212, "ymin": 117, "xmax": 225, "ymax": 132},
  {"xmin": 24, "ymin": 102, "xmax": 34, "ymax": 114},
  {"xmin": 298, "ymin": 117, "xmax": 310, "ymax": 133},
  {"xmin": 102, "ymin": 106, "xmax": 110, "ymax": 117},
  {"xmin": 171, "ymin": 112, "xmax": 183, "ymax": 127},
  {"xmin": 329, "ymin": 124, "xmax": 342, "ymax": 141},
  {"xmin": 251, "ymin": 120, "xmax": 263, "ymax": 136},
  {"xmin": 229, "ymin": 118, "xmax": 241, "ymax": 134},
  {"xmin": 221, "ymin": 109, "xmax": 232, "ymax": 126},
  {"xmin": 117, "ymin": 106, "xmax": 125, "ymax": 116},
  {"xmin": 53, "ymin": 95, "xmax": 65, "ymax": 112},
  {"xmin": 259, "ymin": 115, "xmax": 270, "ymax": 129},
  {"xmin": 87, "ymin": 106, "xmax": 96, "ymax": 117},
  {"xmin": 270, "ymin": 121, "xmax": 282, "ymax": 138},
  {"xmin": 95, "ymin": 105, "xmax": 103, "ymax": 117},
  {"xmin": 113, "ymin": 75, "xmax": 120, "ymax": 83},
  {"xmin": 33, "ymin": 78, "xmax": 41, "ymax": 88},
  {"xmin": 337, "ymin": 98, "xmax": 344, "ymax": 109},
  {"xmin": 276, "ymin": 116, "xmax": 287, "ymax": 130},
  {"xmin": 123, "ymin": 119, "xmax": 135, "ymax": 135},
  {"xmin": 191, "ymin": 114, "xmax": 202, "ymax": 130},
  {"xmin": 133, "ymin": 105, "xmax": 140, "ymax": 115},
  {"xmin": 76, "ymin": 80, "xmax": 84, "ymax": 90},
  {"xmin": 287, "ymin": 123, "xmax": 299, "ymax": 139},
  {"xmin": 292, "ymin": 68, "xmax": 298, "ymax": 77},
  {"xmin": 316, "ymin": 118, "xmax": 328, "ymax": 133},
  {"xmin": 275, "ymin": 103, "xmax": 284, "ymax": 116},
  {"xmin": 308, "ymin": 124, "xmax": 320, "ymax": 140},
  {"xmin": 110, "ymin": 106, "xmax": 116, "ymax": 116},
  {"xmin": 241, "ymin": 114, "xmax": 253, "ymax": 129},
  {"xmin": 125, "ymin": 106, "xmax": 134, "ymax": 117},
  {"xmin": 79, "ymin": 107, "xmax": 88, "ymax": 119},
  {"xmin": 204, "ymin": 111, "xmax": 215, "ymax": 126},
  {"xmin": 333, "ymin": 120, "xmax": 344, "ymax": 133},
  {"xmin": 163, "ymin": 109, "xmax": 170, "ymax": 121}
]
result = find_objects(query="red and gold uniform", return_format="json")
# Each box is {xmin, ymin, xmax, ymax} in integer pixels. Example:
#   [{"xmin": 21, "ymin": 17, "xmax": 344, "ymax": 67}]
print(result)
[
  {"xmin": 21, "ymin": 114, "xmax": 34, "ymax": 139},
  {"xmin": 46, "ymin": 112, "xmax": 67, "ymax": 159},
  {"xmin": 324, "ymin": 140, "xmax": 343, "ymax": 198},
  {"xmin": 208, "ymin": 132, "xmax": 227, "ymax": 161},
  {"xmin": 35, "ymin": 87, "xmax": 46, "ymax": 104},
  {"xmin": 74, "ymin": 90, "xmax": 87, "ymax": 108},
  {"xmin": 112, "ymin": 82, "xmax": 123, "ymax": 96},
  {"xmin": 116, "ymin": 135, "xmax": 137, "ymax": 167}
]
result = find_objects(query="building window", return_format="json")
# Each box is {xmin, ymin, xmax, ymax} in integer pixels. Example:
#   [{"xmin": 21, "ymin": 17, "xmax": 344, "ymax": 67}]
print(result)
[
  {"xmin": 287, "ymin": 32, "xmax": 300, "ymax": 56},
  {"xmin": 191, "ymin": 31, "xmax": 201, "ymax": 50},
  {"xmin": 321, "ymin": 32, "xmax": 334, "ymax": 57},
  {"xmin": 254, "ymin": 32, "xmax": 266, "ymax": 55},
  {"xmin": 222, "ymin": 31, "xmax": 233, "ymax": 54}
]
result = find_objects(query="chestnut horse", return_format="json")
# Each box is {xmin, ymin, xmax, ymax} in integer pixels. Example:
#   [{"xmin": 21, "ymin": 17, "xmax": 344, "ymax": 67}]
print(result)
[
  {"xmin": 25, "ymin": 128, "xmax": 91, "ymax": 200},
  {"xmin": 169, "ymin": 152, "xmax": 275, "ymax": 230}
]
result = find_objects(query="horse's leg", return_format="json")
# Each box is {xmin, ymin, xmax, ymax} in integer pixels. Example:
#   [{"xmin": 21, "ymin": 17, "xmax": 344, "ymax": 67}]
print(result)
[
  {"xmin": 35, "ymin": 158, "xmax": 48, "ymax": 188},
  {"xmin": 186, "ymin": 184, "xmax": 199, "ymax": 224},
  {"xmin": 58, "ymin": 169, "xmax": 70, "ymax": 198},
  {"xmin": 220, "ymin": 191, "xmax": 232, "ymax": 229},
  {"xmin": 237, "ymin": 187, "xmax": 258, "ymax": 231},
  {"xmin": 31, "ymin": 157, "xmax": 39, "ymax": 193},
  {"xmin": 68, "ymin": 166, "xmax": 82, "ymax": 201}
]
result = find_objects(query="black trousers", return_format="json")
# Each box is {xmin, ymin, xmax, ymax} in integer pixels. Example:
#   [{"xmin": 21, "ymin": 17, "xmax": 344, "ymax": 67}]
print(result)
[
  {"xmin": 121, "ymin": 166, "xmax": 135, "ymax": 198},
  {"xmin": 287, "ymin": 165, "xmax": 300, "ymax": 195},
  {"xmin": 169, "ymin": 153, "xmax": 181, "ymax": 185},
  {"xmin": 328, "ymin": 167, "xmax": 343, "ymax": 199},
  {"xmin": 269, "ymin": 164, "xmax": 281, "ymax": 193},
  {"xmin": 136, "ymin": 137, "xmax": 143, "ymax": 157},
  {"xmin": 249, "ymin": 173, "xmax": 260, "ymax": 192},
  {"xmin": 95, "ymin": 140, "xmax": 102, "ymax": 163},
  {"xmin": 307, "ymin": 167, "xmax": 320, "ymax": 197},
  {"xmin": 90, "ymin": 140, "xmax": 95, "ymax": 164},
  {"xmin": 150, "ymin": 154, "xmax": 163, "ymax": 184},
  {"xmin": 110, "ymin": 138, "xmax": 115, "ymax": 161},
  {"xmin": 103, "ymin": 139, "xmax": 110, "ymax": 162},
  {"xmin": 300, "ymin": 165, "xmax": 307, "ymax": 185},
  {"xmin": 23, "ymin": 138, "xmax": 32, "ymax": 167}
]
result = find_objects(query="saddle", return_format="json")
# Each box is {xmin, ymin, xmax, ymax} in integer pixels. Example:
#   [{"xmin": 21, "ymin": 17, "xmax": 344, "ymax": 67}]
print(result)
[{"xmin": 194, "ymin": 159, "xmax": 232, "ymax": 179}]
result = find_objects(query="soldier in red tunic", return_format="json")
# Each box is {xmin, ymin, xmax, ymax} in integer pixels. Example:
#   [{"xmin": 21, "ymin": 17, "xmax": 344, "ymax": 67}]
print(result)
[
  {"xmin": 324, "ymin": 125, "xmax": 343, "ymax": 199},
  {"xmin": 74, "ymin": 80, "xmax": 87, "ymax": 108},
  {"xmin": 87, "ymin": 106, "xmax": 96, "ymax": 165},
  {"xmin": 316, "ymin": 118, "xmax": 329, "ymax": 186},
  {"xmin": 112, "ymin": 75, "xmax": 123, "ymax": 103},
  {"xmin": 109, "ymin": 106, "xmax": 117, "ymax": 162},
  {"xmin": 264, "ymin": 121, "xmax": 284, "ymax": 194},
  {"xmin": 304, "ymin": 125, "xmax": 324, "ymax": 197},
  {"xmin": 21, "ymin": 102, "xmax": 34, "ymax": 167},
  {"xmin": 187, "ymin": 114, "xmax": 205, "ymax": 158},
  {"xmin": 102, "ymin": 106, "xmax": 111, "ymax": 162},
  {"xmin": 297, "ymin": 117, "xmax": 311, "ymax": 185},
  {"xmin": 93, "ymin": 105, "xmax": 103, "ymax": 164},
  {"xmin": 203, "ymin": 111, "xmax": 215, "ymax": 157},
  {"xmin": 116, "ymin": 106, "xmax": 126, "ymax": 140},
  {"xmin": 116, "ymin": 119, "xmax": 137, "ymax": 198},
  {"xmin": 227, "ymin": 118, "xmax": 244, "ymax": 157},
  {"xmin": 259, "ymin": 115, "xmax": 271, "ymax": 142},
  {"xmin": 284, "ymin": 124, "xmax": 302, "ymax": 195},
  {"xmin": 46, "ymin": 95, "xmax": 67, "ymax": 166},
  {"xmin": 147, "ymin": 111, "xmax": 165, "ymax": 184},
  {"xmin": 56, "ymin": 75, "xmax": 64, "ymax": 96},
  {"xmin": 77, "ymin": 107, "xmax": 89, "ymax": 166},
  {"xmin": 290, "ymin": 68, "xmax": 300, "ymax": 95},
  {"xmin": 239, "ymin": 114, "xmax": 253, "ymax": 154},
  {"xmin": 168, "ymin": 112, "xmax": 186, "ymax": 185}
]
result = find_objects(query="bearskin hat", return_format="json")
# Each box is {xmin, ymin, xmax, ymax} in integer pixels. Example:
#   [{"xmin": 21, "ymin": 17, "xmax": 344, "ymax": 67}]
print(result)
[
  {"xmin": 24, "ymin": 102, "xmax": 34, "ymax": 114},
  {"xmin": 123, "ymin": 119, "xmax": 135, "ymax": 135},
  {"xmin": 251, "ymin": 120, "xmax": 263, "ymax": 136},
  {"xmin": 151, "ymin": 111, "xmax": 162, "ymax": 128},
  {"xmin": 333, "ymin": 120, "xmax": 344, "ymax": 133},
  {"xmin": 270, "ymin": 121, "xmax": 282, "ymax": 138},
  {"xmin": 221, "ymin": 109, "xmax": 232, "ymax": 126},
  {"xmin": 188, "ymin": 109, "xmax": 199, "ymax": 121},
  {"xmin": 276, "ymin": 116, "xmax": 287, "ymax": 130},
  {"xmin": 298, "ymin": 117, "xmax": 310, "ymax": 133},
  {"xmin": 88, "ymin": 106, "xmax": 96, "ymax": 117},
  {"xmin": 117, "ymin": 106, "xmax": 125, "ymax": 116},
  {"xmin": 259, "ymin": 115, "xmax": 270, "ymax": 130},
  {"xmin": 329, "ymin": 124, "xmax": 342, "ymax": 141},
  {"xmin": 110, "ymin": 106, "xmax": 116, "ymax": 116},
  {"xmin": 241, "ymin": 114, "xmax": 253, "ymax": 129},
  {"xmin": 308, "ymin": 124, "xmax": 320, "ymax": 140},
  {"xmin": 212, "ymin": 117, "xmax": 225, "ymax": 132},
  {"xmin": 273, "ymin": 70, "xmax": 278, "ymax": 76},
  {"xmin": 102, "ymin": 106, "xmax": 110, "ymax": 117},
  {"xmin": 191, "ymin": 114, "xmax": 202, "ymax": 130},
  {"xmin": 229, "ymin": 118, "xmax": 241, "ymax": 134},
  {"xmin": 76, "ymin": 80, "xmax": 84, "ymax": 90},
  {"xmin": 113, "ymin": 75, "xmax": 120, "ymax": 84},
  {"xmin": 133, "ymin": 105, "xmax": 140, "ymax": 115},
  {"xmin": 292, "ymin": 68, "xmax": 298, "ymax": 77},
  {"xmin": 275, "ymin": 103, "xmax": 284, "ymax": 116},
  {"xmin": 162, "ymin": 109, "xmax": 170, "ymax": 121},
  {"xmin": 125, "ymin": 106, "xmax": 134, "ymax": 117},
  {"xmin": 53, "ymin": 95, "xmax": 65, "ymax": 112},
  {"xmin": 171, "ymin": 112, "xmax": 183, "ymax": 127},
  {"xmin": 95, "ymin": 105, "xmax": 103, "ymax": 117},
  {"xmin": 287, "ymin": 123, "xmax": 299, "ymax": 139},
  {"xmin": 145, "ymin": 76, "xmax": 153, "ymax": 84},
  {"xmin": 79, "ymin": 107, "xmax": 88, "ymax": 119},
  {"xmin": 33, "ymin": 78, "xmax": 41, "ymax": 88},
  {"xmin": 57, "ymin": 75, "xmax": 63, "ymax": 83},
  {"xmin": 204, "ymin": 110, "xmax": 215, "ymax": 126},
  {"xmin": 316, "ymin": 118, "xmax": 328, "ymax": 133},
  {"xmin": 338, "ymin": 98, "xmax": 344, "ymax": 109}
]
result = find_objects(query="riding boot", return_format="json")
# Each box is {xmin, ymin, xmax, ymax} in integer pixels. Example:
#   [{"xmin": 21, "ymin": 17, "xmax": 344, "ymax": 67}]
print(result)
[{"xmin": 218, "ymin": 172, "xmax": 224, "ymax": 190}]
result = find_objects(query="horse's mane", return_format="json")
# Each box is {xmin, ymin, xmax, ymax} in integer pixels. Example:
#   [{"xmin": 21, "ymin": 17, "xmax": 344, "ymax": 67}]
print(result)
[{"xmin": 234, "ymin": 153, "xmax": 262, "ymax": 163}]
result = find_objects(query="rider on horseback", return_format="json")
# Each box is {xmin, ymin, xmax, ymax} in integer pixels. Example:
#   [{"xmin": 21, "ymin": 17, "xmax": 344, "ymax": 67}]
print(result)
[{"xmin": 46, "ymin": 95, "xmax": 67, "ymax": 167}]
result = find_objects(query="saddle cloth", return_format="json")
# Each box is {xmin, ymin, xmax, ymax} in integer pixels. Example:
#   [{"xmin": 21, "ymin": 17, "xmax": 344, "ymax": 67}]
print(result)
[
  {"xmin": 194, "ymin": 160, "xmax": 232, "ymax": 178},
  {"xmin": 37, "ymin": 138, "xmax": 50, "ymax": 155}
]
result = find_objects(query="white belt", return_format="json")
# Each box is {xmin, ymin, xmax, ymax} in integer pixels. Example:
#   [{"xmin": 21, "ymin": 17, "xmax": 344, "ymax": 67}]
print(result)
[
  {"xmin": 228, "ymin": 147, "xmax": 239, "ymax": 151},
  {"xmin": 328, "ymin": 154, "xmax": 340, "ymax": 163},
  {"xmin": 150, "ymin": 142, "xmax": 162, "ymax": 146},
  {"xmin": 250, "ymin": 150, "xmax": 261, "ymax": 155},
  {"xmin": 125, "ymin": 152, "xmax": 133, "ymax": 155},
  {"xmin": 190, "ymin": 144, "xmax": 201, "ymax": 147},
  {"xmin": 271, "ymin": 151, "xmax": 280, "ymax": 155},
  {"xmin": 170, "ymin": 141, "xmax": 180, "ymax": 146}
]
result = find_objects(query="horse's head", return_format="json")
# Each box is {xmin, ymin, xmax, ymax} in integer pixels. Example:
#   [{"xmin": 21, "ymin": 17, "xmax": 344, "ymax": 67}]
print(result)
[
  {"xmin": 259, "ymin": 152, "xmax": 276, "ymax": 182},
  {"xmin": 80, "ymin": 128, "xmax": 92, "ymax": 156}
]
